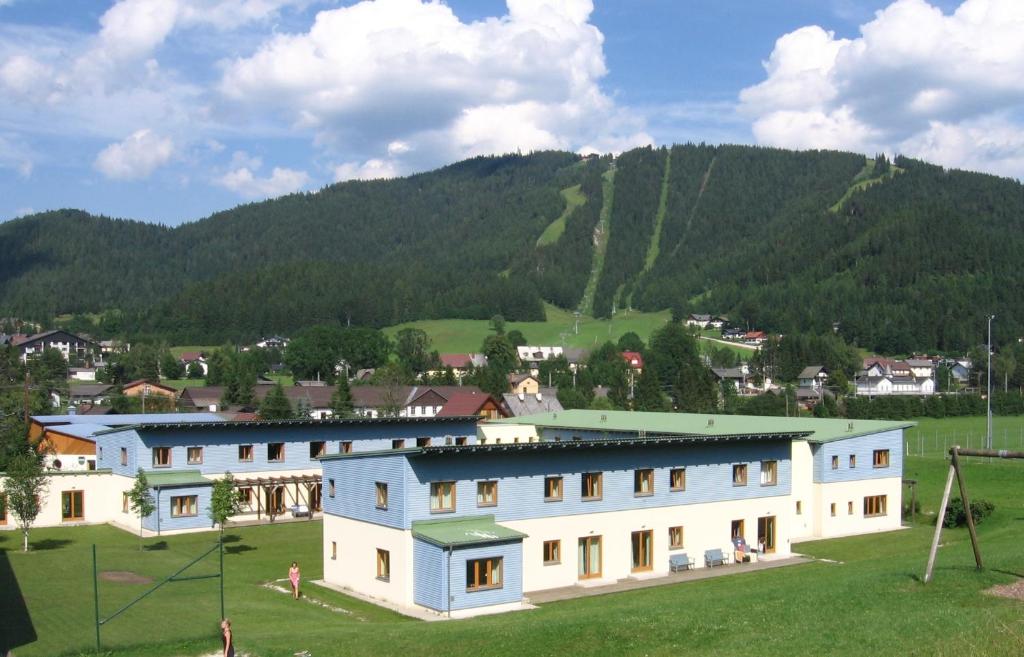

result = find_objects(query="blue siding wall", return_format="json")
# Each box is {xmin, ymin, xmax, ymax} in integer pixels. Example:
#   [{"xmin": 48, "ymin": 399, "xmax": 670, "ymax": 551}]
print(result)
[
  {"xmin": 95, "ymin": 419, "xmax": 477, "ymax": 477},
  {"xmin": 813, "ymin": 430, "xmax": 903, "ymax": 483},
  {"xmin": 413, "ymin": 538, "xmax": 448, "ymax": 611},
  {"xmin": 448, "ymin": 541, "xmax": 523, "ymax": 611},
  {"xmin": 143, "ymin": 484, "xmax": 213, "ymax": 533},
  {"xmin": 97, "ymin": 429, "xmax": 138, "ymax": 476},
  {"xmin": 322, "ymin": 454, "xmax": 407, "ymax": 529},
  {"xmin": 404, "ymin": 441, "xmax": 791, "ymax": 526}
]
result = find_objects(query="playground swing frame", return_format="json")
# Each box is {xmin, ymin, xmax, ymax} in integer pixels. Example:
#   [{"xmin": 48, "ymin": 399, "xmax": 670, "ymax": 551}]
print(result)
[{"xmin": 923, "ymin": 446, "xmax": 1024, "ymax": 583}]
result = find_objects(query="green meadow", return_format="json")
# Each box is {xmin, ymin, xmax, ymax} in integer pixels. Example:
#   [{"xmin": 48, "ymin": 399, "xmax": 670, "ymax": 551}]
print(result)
[
  {"xmin": 2, "ymin": 415, "xmax": 1022, "ymax": 657},
  {"xmin": 384, "ymin": 303, "xmax": 673, "ymax": 354}
]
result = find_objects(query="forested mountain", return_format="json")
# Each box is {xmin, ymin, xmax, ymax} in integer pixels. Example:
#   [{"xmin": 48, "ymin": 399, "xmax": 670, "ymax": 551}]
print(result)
[{"xmin": 1, "ymin": 145, "xmax": 1022, "ymax": 352}]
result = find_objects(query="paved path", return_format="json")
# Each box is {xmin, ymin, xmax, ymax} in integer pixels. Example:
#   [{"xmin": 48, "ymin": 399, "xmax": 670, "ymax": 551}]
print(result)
[{"xmin": 526, "ymin": 555, "xmax": 811, "ymax": 604}]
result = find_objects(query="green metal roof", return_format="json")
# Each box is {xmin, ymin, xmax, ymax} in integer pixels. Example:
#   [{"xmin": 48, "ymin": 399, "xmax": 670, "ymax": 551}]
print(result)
[
  {"xmin": 142, "ymin": 469, "xmax": 211, "ymax": 487},
  {"xmin": 412, "ymin": 514, "xmax": 527, "ymax": 547},
  {"xmin": 491, "ymin": 409, "xmax": 914, "ymax": 444}
]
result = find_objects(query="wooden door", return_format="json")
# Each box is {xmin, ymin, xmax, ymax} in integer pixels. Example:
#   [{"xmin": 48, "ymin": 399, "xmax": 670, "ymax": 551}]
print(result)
[
  {"xmin": 757, "ymin": 516, "xmax": 776, "ymax": 553},
  {"xmin": 578, "ymin": 536, "xmax": 602, "ymax": 579},
  {"xmin": 631, "ymin": 530, "xmax": 653, "ymax": 572}
]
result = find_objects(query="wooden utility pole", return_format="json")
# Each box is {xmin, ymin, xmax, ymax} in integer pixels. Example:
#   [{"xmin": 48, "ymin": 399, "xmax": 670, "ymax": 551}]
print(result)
[{"xmin": 23, "ymin": 371, "xmax": 30, "ymax": 423}]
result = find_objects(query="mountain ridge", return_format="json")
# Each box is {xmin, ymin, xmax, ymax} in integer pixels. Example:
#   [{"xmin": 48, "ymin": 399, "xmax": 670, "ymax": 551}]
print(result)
[{"xmin": 1, "ymin": 144, "xmax": 1021, "ymax": 353}]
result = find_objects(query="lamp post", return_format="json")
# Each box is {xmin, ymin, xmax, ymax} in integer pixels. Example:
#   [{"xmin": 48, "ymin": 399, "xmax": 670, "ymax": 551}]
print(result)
[{"xmin": 987, "ymin": 314, "xmax": 995, "ymax": 450}]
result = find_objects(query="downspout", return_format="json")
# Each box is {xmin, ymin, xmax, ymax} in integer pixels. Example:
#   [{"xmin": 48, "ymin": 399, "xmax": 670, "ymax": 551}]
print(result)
[
  {"xmin": 446, "ymin": 546, "xmax": 452, "ymax": 618},
  {"xmin": 155, "ymin": 486, "xmax": 161, "ymax": 536}
]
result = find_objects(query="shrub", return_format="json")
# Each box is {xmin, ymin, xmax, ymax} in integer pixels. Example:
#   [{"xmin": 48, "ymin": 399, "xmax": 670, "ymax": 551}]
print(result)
[
  {"xmin": 942, "ymin": 497, "xmax": 995, "ymax": 528},
  {"xmin": 902, "ymin": 498, "xmax": 921, "ymax": 520}
]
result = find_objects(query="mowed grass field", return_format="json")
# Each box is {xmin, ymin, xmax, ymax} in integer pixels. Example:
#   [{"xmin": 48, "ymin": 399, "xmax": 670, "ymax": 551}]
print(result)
[
  {"xmin": 904, "ymin": 414, "xmax": 1024, "ymax": 456},
  {"xmin": 384, "ymin": 303, "xmax": 673, "ymax": 354},
  {"xmin": 3, "ymin": 415, "xmax": 1024, "ymax": 657}
]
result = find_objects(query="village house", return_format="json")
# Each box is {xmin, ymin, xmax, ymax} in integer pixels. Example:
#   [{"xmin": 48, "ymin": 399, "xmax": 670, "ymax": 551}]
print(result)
[
  {"xmin": 429, "ymin": 354, "xmax": 487, "ymax": 382},
  {"xmin": 797, "ymin": 366, "xmax": 829, "ymax": 391},
  {"xmin": 121, "ymin": 380, "xmax": 180, "ymax": 401},
  {"xmin": 15, "ymin": 329, "xmax": 97, "ymax": 363},
  {"xmin": 508, "ymin": 373, "xmax": 540, "ymax": 395},
  {"xmin": 856, "ymin": 358, "xmax": 935, "ymax": 396},
  {"xmin": 178, "ymin": 351, "xmax": 209, "ymax": 376},
  {"xmin": 501, "ymin": 388, "xmax": 563, "ymax": 417}
]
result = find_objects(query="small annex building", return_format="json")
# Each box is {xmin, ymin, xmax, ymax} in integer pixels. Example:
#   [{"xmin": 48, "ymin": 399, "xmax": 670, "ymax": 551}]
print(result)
[{"xmin": 320, "ymin": 410, "xmax": 910, "ymax": 617}]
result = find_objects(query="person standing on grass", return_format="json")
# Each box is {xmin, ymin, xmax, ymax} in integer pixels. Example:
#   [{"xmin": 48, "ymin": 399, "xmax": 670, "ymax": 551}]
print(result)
[
  {"xmin": 221, "ymin": 618, "xmax": 235, "ymax": 657},
  {"xmin": 289, "ymin": 561, "xmax": 301, "ymax": 599}
]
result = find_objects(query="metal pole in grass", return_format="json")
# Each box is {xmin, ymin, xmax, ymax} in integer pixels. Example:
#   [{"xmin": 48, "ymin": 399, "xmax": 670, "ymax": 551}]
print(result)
[
  {"xmin": 93, "ymin": 544, "xmax": 101, "ymax": 653},
  {"xmin": 220, "ymin": 537, "xmax": 225, "ymax": 620}
]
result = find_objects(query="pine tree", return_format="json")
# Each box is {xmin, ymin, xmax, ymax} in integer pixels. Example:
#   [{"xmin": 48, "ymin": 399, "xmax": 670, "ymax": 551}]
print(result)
[
  {"xmin": 259, "ymin": 383, "xmax": 293, "ymax": 420},
  {"xmin": 330, "ymin": 377, "xmax": 354, "ymax": 419},
  {"xmin": 633, "ymin": 366, "xmax": 669, "ymax": 412}
]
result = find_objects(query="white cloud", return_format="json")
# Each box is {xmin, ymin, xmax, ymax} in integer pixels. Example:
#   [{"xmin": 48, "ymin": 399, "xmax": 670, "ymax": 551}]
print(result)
[
  {"xmin": 219, "ymin": 165, "xmax": 309, "ymax": 198},
  {"xmin": 333, "ymin": 158, "xmax": 400, "ymax": 182},
  {"xmin": 0, "ymin": 132, "xmax": 35, "ymax": 178},
  {"xmin": 220, "ymin": 0, "xmax": 650, "ymax": 173},
  {"xmin": 94, "ymin": 129, "xmax": 174, "ymax": 180},
  {"xmin": 740, "ymin": 0, "xmax": 1024, "ymax": 178}
]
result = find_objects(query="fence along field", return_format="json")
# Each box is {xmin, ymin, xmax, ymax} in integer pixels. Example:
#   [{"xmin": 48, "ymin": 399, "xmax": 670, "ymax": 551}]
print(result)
[{"xmin": 903, "ymin": 415, "xmax": 1024, "ymax": 458}]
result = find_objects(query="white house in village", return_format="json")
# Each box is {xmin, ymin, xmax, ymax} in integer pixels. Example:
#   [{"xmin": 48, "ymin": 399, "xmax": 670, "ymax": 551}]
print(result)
[{"xmin": 856, "ymin": 358, "xmax": 935, "ymax": 396}]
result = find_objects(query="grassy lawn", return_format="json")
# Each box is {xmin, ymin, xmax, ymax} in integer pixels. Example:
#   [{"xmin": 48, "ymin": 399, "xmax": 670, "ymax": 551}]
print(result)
[
  {"xmin": 169, "ymin": 346, "xmax": 220, "ymax": 358},
  {"xmin": 536, "ymin": 185, "xmax": 585, "ymax": 247},
  {"xmin": 4, "ymin": 439, "xmax": 1023, "ymax": 656},
  {"xmin": 384, "ymin": 303, "xmax": 672, "ymax": 354},
  {"xmin": 904, "ymin": 414, "xmax": 1024, "ymax": 456},
  {"xmin": 159, "ymin": 378, "xmax": 208, "ymax": 390}
]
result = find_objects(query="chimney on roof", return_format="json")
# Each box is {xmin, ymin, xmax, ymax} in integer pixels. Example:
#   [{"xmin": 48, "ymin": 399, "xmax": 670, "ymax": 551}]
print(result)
[
  {"xmin": 518, "ymin": 393, "xmax": 525, "ymax": 401},
  {"xmin": 600, "ymin": 414, "xmax": 607, "ymax": 422},
  {"xmin": 535, "ymin": 392, "xmax": 542, "ymax": 401},
  {"xmin": 68, "ymin": 404, "xmax": 77, "ymax": 416},
  {"xmin": 707, "ymin": 418, "xmax": 715, "ymax": 427}
]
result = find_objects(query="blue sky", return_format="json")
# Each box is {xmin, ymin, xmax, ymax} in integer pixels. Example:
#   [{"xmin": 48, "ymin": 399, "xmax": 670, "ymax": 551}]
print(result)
[{"xmin": 0, "ymin": 0, "xmax": 1017, "ymax": 225}]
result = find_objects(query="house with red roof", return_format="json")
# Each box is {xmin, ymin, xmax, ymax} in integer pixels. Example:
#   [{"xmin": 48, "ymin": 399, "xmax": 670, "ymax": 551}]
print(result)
[
  {"xmin": 621, "ymin": 351, "xmax": 644, "ymax": 372},
  {"xmin": 437, "ymin": 390, "xmax": 507, "ymax": 420}
]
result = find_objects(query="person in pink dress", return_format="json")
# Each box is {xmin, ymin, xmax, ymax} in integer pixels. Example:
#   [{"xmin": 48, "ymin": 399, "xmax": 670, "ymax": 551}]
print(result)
[{"xmin": 289, "ymin": 561, "xmax": 300, "ymax": 600}]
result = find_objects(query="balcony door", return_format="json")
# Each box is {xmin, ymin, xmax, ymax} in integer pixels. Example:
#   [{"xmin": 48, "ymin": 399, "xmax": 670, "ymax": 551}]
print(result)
[{"xmin": 578, "ymin": 536, "xmax": 602, "ymax": 580}]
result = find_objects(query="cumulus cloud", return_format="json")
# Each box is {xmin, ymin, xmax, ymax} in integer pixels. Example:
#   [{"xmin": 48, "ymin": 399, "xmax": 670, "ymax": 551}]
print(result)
[
  {"xmin": 740, "ymin": 0, "xmax": 1024, "ymax": 178},
  {"xmin": 218, "ymin": 162, "xmax": 309, "ymax": 198},
  {"xmin": 220, "ymin": 0, "xmax": 650, "ymax": 172},
  {"xmin": 94, "ymin": 129, "xmax": 174, "ymax": 180},
  {"xmin": 333, "ymin": 158, "xmax": 400, "ymax": 182}
]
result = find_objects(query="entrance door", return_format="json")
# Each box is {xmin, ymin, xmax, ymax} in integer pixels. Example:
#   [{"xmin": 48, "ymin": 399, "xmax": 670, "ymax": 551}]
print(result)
[
  {"xmin": 61, "ymin": 491, "xmax": 84, "ymax": 521},
  {"xmin": 731, "ymin": 519, "xmax": 745, "ymax": 541},
  {"xmin": 757, "ymin": 516, "xmax": 776, "ymax": 553},
  {"xmin": 631, "ymin": 530, "xmax": 653, "ymax": 572},
  {"xmin": 578, "ymin": 536, "xmax": 602, "ymax": 579}
]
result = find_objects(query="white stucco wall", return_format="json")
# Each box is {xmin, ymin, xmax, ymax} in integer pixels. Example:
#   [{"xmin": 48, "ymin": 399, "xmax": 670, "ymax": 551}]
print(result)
[
  {"xmin": 790, "ymin": 440, "xmax": 817, "ymax": 540},
  {"xmin": 323, "ymin": 514, "xmax": 414, "ymax": 607},
  {"xmin": 477, "ymin": 423, "xmax": 539, "ymax": 444},
  {"xmin": 0, "ymin": 471, "xmax": 132, "ymax": 530},
  {"xmin": 808, "ymin": 476, "xmax": 903, "ymax": 540},
  {"xmin": 502, "ymin": 495, "xmax": 793, "ymax": 593}
]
